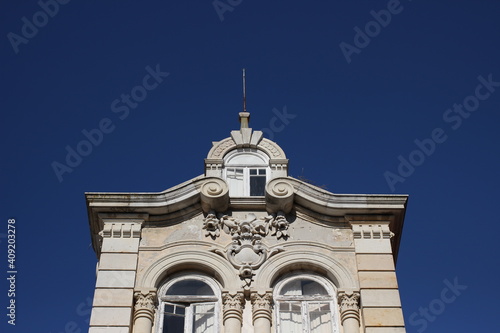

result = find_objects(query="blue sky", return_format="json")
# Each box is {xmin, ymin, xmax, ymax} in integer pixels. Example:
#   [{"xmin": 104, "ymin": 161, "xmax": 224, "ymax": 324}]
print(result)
[{"xmin": 1, "ymin": 1, "xmax": 499, "ymax": 332}]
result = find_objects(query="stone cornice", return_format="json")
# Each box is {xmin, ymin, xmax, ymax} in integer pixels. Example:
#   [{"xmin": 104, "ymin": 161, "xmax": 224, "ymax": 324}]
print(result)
[{"xmin": 86, "ymin": 176, "xmax": 407, "ymax": 259}]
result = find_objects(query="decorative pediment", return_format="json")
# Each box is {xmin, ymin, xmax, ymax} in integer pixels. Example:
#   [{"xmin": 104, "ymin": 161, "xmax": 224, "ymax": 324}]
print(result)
[{"xmin": 206, "ymin": 135, "xmax": 287, "ymax": 161}]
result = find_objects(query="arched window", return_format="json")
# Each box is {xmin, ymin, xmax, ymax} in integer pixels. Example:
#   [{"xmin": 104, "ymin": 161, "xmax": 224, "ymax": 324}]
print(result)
[
  {"xmin": 156, "ymin": 274, "xmax": 221, "ymax": 333},
  {"xmin": 274, "ymin": 274, "xmax": 340, "ymax": 333},
  {"xmin": 223, "ymin": 149, "xmax": 270, "ymax": 197}
]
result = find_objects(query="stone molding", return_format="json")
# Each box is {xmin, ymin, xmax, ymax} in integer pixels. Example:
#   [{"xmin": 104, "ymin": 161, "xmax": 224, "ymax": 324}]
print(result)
[
  {"xmin": 100, "ymin": 222, "xmax": 143, "ymax": 239},
  {"xmin": 250, "ymin": 291, "xmax": 273, "ymax": 323},
  {"xmin": 133, "ymin": 289, "xmax": 157, "ymax": 323},
  {"xmin": 206, "ymin": 135, "xmax": 287, "ymax": 161},
  {"xmin": 351, "ymin": 222, "xmax": 393, "ymax": 240},
  {"xmin": 258, "ymin": 139, "xmax": 284, "ymax": 158},
  {"xmin": 87, "ymin": 176, "xmax": 407, "ymax": 258},
  {"xmin": 255, "ymin": 248, "xmax": 358, "ymax": 292},
  {"xmin": 208, "ymin": 137, "xmax": 238, "ymax": 159},
  {"xmin": 138, "ymin": 247, "xmax": 241, "ymax": 292},
  {"xmin": 222, "ymin": 292, "xmax": 245, "ymax": 323},
  {"xmin": 338, "ymin": 291, "xmax": 360, "ymax": 324}
]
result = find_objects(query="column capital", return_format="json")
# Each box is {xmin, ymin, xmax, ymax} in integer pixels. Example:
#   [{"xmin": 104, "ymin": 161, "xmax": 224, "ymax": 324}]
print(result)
[
  {"xmin": 338, "ymin": 291, "xmax": 360, "ymax": 324},
  {"xmin": 222, "ymin": 292, "xmax": 245, "ymax": 323},
  {"xmin": 250, "ymin": 291, "xmax": 273, "ymax": 323},
  {"xmin": 133, "ymin": 289, "xmax": 157, "ymax": 323}
]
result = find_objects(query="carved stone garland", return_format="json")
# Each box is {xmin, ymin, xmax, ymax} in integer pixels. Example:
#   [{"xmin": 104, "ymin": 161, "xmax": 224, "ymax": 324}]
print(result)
[
  {"xmin": 203, "ymin": 211, "xmax": 290, "ymax": 240},
  {"xmin": 205, "ymin": 212, "xmax": 289, "ymax": 288}
]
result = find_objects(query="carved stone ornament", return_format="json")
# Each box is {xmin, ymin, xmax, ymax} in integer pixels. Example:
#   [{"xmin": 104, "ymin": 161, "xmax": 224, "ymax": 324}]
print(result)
[
  {"xmin": 200, "ymin": 178, "xmax": 229, "ymax": 213},
  {"xmin": 270, "ymin": 213, "xmax": 289, "ymax": 239},
  {"xmin": 222, "ymin": 292, "xmax": 245, "ymax": 323},
  {"xmin": 265, "ymin": 178, "xmax": 294, "ymax": 214},
  {"xmin": 251, "ymin": 292, "xmax": 273, "ymax": 323},
  {"xmin": 338, "ymin": 291, "xmax": 360, "ymax": 323},
  {"xmin": 202, "ymin": 212, "xmax": 221, "ymax": 238},
  {"xmin": 133, "ymin": 290, "xmax": 157, "ymax": 322},
  {"xmin": 208, "ymin": 212, "xmax": 286, "ymax": 288},
  {"xmin": 134, "ymin": 291, "xmax": 157, "ymax": 311},
  {"xmin": 203, "ymin": 211, "xmax": 290, "ymax": 241}
]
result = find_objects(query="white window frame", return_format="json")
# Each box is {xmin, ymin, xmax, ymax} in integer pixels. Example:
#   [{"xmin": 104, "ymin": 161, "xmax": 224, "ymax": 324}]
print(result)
[
  {"xmin": 155, "ymin": 274, "xmax": 221, "ymax": 333},
  {"xmin": 223, "ymin": 149, "xmax": 270, "ymax": 197},
  {"xmin": 274, "ymin": 273, "xmax": 340, "ymax": 333}
]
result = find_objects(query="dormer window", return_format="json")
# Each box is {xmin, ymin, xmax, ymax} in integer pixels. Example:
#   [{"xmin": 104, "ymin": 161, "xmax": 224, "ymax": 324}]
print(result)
[{"xmin": 223, "ymin": 149, "xmax": 269, "ymax": 197}]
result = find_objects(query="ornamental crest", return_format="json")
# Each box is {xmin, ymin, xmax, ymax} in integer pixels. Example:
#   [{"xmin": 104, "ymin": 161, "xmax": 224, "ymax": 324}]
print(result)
[{"xmin": 205, "ymin": 212, "xmax": 288, "ymax": 288}]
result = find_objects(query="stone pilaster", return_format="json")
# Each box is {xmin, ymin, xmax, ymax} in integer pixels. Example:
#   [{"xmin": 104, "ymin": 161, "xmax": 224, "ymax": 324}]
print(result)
[
  {"xmin": 89, "ymin": 214, "xmax": 146, "ymax": 333},
  {"xmin": 132, "ymin": 289, "xmax": 157, "ymax": 333},
  {"xmin": 349, "ymin": 216, "xmax": 406, "ymax": 331},
  {"xmin": 251, "ymin": 291, "xmax": 273, "ymax": 333},
  {"xmin": 223, "ymin": 292, "xmax": 245, "ymax": 333},
  {"xmin": 338, "ymin": 291, "xmax": 360, "ymax": 333}
]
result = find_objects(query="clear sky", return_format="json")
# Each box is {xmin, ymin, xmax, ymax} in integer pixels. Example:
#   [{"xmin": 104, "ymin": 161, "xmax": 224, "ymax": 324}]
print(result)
[{"xmin": 1, "ymin": 1, "xmax": 499, "ymax": 332}]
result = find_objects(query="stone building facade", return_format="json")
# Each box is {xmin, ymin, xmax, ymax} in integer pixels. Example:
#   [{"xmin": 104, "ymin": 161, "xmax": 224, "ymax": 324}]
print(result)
[{"xmin": 85, "ymin": 112, "xmax": 408, "ymax": 333}]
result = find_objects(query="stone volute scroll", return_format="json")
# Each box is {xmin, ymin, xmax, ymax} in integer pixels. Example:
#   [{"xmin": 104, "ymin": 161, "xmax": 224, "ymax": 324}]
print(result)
[
  {"xmin": 199, "ymin": 177, "xmax": 229, "ymax": 213},
  {"xmin": 265, "ymin": 178, "xmax": 294, "ymax": 214}
]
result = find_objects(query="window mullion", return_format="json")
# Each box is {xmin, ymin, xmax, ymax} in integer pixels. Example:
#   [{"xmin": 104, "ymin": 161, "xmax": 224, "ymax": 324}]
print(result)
[
  {"xmin": 184, "ymin": 305, "xmax": 193, "ymax": 333},
  {"xmin": 302, "ymin": 301, "xmax": 309, "ymax": 333},
  {"xmin": 244, "ymin": 168, "xmax": 249, "ymax": 196},
  {"xmin": 157, "ymin": 302, "xmax": 164, "ymax": 333}
]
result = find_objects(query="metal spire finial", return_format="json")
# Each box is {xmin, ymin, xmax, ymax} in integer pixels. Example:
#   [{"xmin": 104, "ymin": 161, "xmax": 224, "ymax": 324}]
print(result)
[
  {"xmin": 242, "ymin": 68, "xmax": 247, "ymax": 113},
  {"xmin": 239, "ymin": 68, "xmax": 250, "ymax": 129}
]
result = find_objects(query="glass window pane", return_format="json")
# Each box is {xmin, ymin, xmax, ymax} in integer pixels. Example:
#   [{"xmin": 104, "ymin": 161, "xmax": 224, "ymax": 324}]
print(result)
[
  {"xmin": 308, "ymin": 302, "xmax": 332, "ymax": 333},
  {"xmin": 250, "ymin": 175, "xmax": 266, "ymax": 196},
  {"xmin": 280, "ymin": 280, "xmax": 302, "ymax": 296},
  {"xmin": 250, "ymin": 169, "xmax": 257, "ymax": 175},
  {"xmin": 164, "ymin": 304, "xmax": 175, "ymax": 314},
  {"xmin": 280, "ymin": 279, "xmax": 328, "ymax": 296},
  {"xmin": 227, "ymin": 168, "xmax": 244, "ymax": 196},
  {"xmin": 301, "ymin": 280, "xmax": 328, "ymax": 296},
  {"xmin": 227, "ymin": 168, "xmax": 244, "ymax": 180},
  {"xmin": 279, "ymin": 301, "xmax": 303, "ymax": 333},
  {"xmin": 193, "ymin": 303, "xmax": 216, "ymax": 333},
  {"xmin": 280, "ymin": 302, "xmax": 290, "ymax": 311},
  {"xmin": 163, "ymin": 313, "xmax": 184, "ymax": 333},
  {"xmin": 259, "ymin": 169, "xmax": 266, "ymax": 175},
  {"xmin": 166, "ymin": 280, "xmax": 214, "ymax": 296}
]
